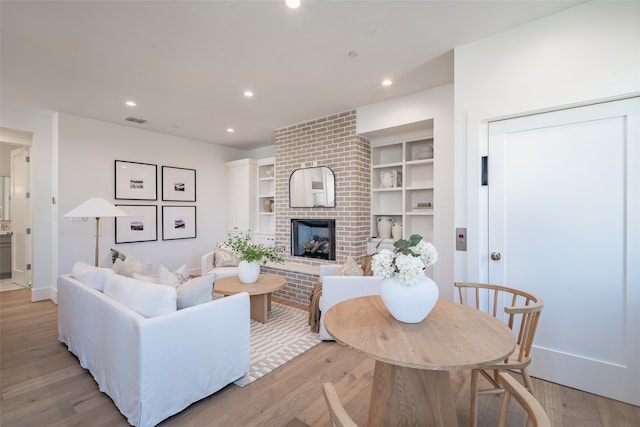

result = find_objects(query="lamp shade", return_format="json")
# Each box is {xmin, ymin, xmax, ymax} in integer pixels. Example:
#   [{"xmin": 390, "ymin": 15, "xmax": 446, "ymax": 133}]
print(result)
[{"xmin": 64, "ymin": 198, "xmax": 128, "ymax": 218}]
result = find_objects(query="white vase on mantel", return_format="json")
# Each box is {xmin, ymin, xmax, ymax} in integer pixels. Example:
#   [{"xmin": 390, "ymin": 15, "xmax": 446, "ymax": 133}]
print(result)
[
  {"xmin": 238, "ymin": 260, "xmax": 260, "ymax": 283},
  {"xmin": 379, "ymin": 274, "xmax": 439, "ymax": 323}
]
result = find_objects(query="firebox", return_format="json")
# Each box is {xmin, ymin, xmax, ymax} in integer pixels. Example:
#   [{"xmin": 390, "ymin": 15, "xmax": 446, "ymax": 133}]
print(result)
[{"xmin": 290, "ymin": 219, "xmax": 336, "ymax": 261}]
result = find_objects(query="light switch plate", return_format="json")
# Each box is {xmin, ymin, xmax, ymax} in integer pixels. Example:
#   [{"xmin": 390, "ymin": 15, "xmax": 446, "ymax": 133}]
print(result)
[{"xmin": 456, "ymin": 228, "xmax": 467, "ymax": 251}]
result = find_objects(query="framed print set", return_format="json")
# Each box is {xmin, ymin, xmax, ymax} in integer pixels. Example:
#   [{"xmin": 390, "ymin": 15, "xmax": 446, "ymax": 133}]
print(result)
[
  {"xmin": 115, "ymin": 160, "xmax": 157, "ymax": 201},
  {"xmin": 162, "ymin": 206, "xmax": 196, "ymax": 240},
  {"xmin": 113, "ymin": 160, "xmax": 197, "ymax": 243},
  {"xmin": 162, "ymin": 166, "xmax": 196, "ymax": 202},
  {"xmin": 115, "ymin": 205, "xmax": 158, "ymax": 243}
]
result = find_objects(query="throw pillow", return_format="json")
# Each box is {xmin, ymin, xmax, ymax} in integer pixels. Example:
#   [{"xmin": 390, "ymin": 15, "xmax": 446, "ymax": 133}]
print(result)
[
  {"xmin": 214, "ymin": 246, "xmax": 241, "ymax": 267},
  {"xmin": 175, "ymin": 264, "xmax": 190, "ymax": 283},
  {"xmin": 339, "ymin": 257, "xmax": 364, "ymax": 276},
  {"xmin": 177, "ymin": 274, "xmax": 216, "ymax": 309},
  {"xmin": 100, "ymin": 249, "xmax": 127, "ymax": 268},
  {"xmin": 158, "ymin": 264, "xmax": 181, "ymax": 287},
  {"xmin": 104, "ymin": 275, "xmax": 177, "ymax": 318},
  {"xmin": 157, "ymin": 264, "xmax": 190, "ymax": 287},
  {"xmin": 71, "ymin": 261, "xmax": 115, "ymax": 291},
  {"xmin": 361, "ymin": 255, "xmax": 374, "ymax": 276},
  {"xmin": 112, "ymin": 256, "xmax": 146, "ymax": 278}
]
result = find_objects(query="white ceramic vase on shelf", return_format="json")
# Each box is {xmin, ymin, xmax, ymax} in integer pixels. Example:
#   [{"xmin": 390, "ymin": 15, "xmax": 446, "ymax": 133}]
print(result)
[
  {"xmin": 381, "ymin": 172, "xmax": 393, "ymax": 188},
  {"xmin": 238, "ymin": 260, "xmax": 260, "ymax": 283},
  {"xmin": 380, "ymin": 275, "xmax": 439, "ymax": 323},
  {"xmin": 377, "ymin": 217, "xmax": 393, "ymax": 239},
  {"xmin": 391, "ymin": 222, "xmax": 403, "ymax": 239}
]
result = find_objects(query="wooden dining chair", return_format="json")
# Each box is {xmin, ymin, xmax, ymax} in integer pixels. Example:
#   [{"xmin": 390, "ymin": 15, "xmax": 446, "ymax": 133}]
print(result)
[
  {"xmin": 497, "ymin": 372, "xmax": 550, "ymax": 427},
  {"xmin": 322, "ymin": 382, "xmax": 358, "ymax": 427},
  {"xmin": 454, "ymin": 282, "xmax": 544, "ymax": 427}
]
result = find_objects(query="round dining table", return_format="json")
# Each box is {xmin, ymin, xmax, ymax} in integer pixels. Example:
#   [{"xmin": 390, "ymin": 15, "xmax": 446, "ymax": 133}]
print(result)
[{"xmin": 324, "ymin": 295, "xmax": 516, "ymax": 426}]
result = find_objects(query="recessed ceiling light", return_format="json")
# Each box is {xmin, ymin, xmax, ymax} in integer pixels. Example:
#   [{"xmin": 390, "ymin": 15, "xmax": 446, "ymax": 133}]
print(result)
[
  {"xmin": 227, "ymin": 128, "xmax": 235, "ymax": 133},
  {"xmin": 243, "ymin": 90, "xmax": 254, "ymax": 97},
  {"xmin": 125, "ymin": 100, "xmax": 136, "ymax": 107},
  {"xmin": 382, "ymin": 79, "xmax": 393, "ymax": 87},
  {"xmin": 285, "ymin": 0, "xmax": 300, "ymax": 9}
]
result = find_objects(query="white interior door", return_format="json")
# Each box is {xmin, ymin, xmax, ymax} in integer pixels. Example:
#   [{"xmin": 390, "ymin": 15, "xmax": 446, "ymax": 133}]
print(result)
[
  {"xmin": 487, "ymin": 97, "xmax": 639, "ymax": 405},
  {"xmin": 10, "ymin": 147, "xmax": 31, "ymax": 287}
]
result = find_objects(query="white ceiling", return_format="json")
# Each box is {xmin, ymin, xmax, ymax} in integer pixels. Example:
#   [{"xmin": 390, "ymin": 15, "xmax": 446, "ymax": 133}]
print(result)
[{"xmin": 1, "ymin": 1, "xmax": 582, "ymax": 150}]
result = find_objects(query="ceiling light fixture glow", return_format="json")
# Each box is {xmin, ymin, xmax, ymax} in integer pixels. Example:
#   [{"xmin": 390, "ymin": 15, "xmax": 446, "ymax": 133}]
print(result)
[
  {"xmin": 382, "ymin": 79, "xmax": 393, "ymax": 87},
  {"xmin": 243, "ymin": 90, "xmax": 254, "ymax": 97},
  {"xmin": 285, "ymin": 0, "xmax": 301, "ymax": 9},
  {"xmin": 125, "ymin": 100, "xmax": 136, "ymax": 107},
  {"xmin": 226, "ymin": 128, "xmax": 235, "ymax": 133}
]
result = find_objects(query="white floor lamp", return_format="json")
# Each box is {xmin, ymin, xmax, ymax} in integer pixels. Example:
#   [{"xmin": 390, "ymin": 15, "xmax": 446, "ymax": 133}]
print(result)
[{"xmin": 64, "ymin": 198, "xmax": 128, "ymax": 266}]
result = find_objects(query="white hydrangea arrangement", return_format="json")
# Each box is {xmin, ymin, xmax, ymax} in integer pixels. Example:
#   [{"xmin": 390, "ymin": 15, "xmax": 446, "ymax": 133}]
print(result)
[{"xmin": 372, "ymin": 234, "xmax": 438, "ymax": 285}]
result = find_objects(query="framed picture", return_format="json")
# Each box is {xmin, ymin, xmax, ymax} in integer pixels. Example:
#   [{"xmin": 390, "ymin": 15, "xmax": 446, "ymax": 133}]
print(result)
[
  {"xmin": 162, "ymin": 166, "xmax": 196, "ymax": 202},
  {"xmin": 115, "ymin": 160, "xmax": 157, "ymax": 200},
  {"xmin": 115, "ymin": 205, "xmax": 158, "ymax": 243},
  {"xmin": 162, "ymin": 205, "xmax": 197, "ymax": 240}
]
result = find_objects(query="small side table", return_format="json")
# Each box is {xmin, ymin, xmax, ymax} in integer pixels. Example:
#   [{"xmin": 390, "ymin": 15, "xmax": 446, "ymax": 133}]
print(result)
[{"xmin": 215, "ymin": 274, "xmax": 287, "ymax": 323}]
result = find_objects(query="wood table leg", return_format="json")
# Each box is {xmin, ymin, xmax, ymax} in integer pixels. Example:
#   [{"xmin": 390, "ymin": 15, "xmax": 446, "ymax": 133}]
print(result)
[
  {"xmin": 250, "ymin": 294, "xmax": 268, "ymax": 323},
  {"xmin": 367, "ymin": 361, "xmax": 457, "ymax": 427}
]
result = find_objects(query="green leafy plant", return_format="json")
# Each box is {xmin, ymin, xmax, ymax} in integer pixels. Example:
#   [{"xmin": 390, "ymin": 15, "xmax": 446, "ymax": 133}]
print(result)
[{"xmin": 224, "ymin": 231, "xmax": 284, "ymax": 265}]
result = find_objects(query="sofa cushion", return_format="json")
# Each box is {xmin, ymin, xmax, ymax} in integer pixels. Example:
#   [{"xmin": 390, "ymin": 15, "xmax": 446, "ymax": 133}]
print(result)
[
  {"xmin": 205, "ymin": 266, "xmax": 238, "ymax": 279},
  {"xmin": 177, "ymin": 274, "xmax": 216, "ymax": 309},
  {"xmin": 214, "ymin": 247, "xmax": 241, "ymax": 267},
  {"xmin": 104, "ymin": 275, "xmax": 177, "ymax": 318},
  {"xmin": 112, "ymin": 256, "xmax": 146, "ymax": 277},
  {"xmin": 132, "ymin": 272, "xmax": 157, "ymax": 283},
  {"xmin": 71, "ymin": 261, "xmax": 115, "ymax": 291}
]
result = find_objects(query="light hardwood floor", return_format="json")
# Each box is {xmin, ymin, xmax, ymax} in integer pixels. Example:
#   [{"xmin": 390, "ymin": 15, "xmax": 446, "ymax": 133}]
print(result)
[{"xmin": 1, "ymin": 289, "xmax": 638, "ymax": 426}]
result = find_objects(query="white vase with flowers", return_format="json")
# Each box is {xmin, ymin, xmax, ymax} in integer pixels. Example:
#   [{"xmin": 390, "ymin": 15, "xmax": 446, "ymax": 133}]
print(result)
[
  {"xmin": 372, "ymin": 234, "xmax": 439, "ymax": 323},
  {"xmin": 224, "ymin": 231, "xmax": 284, "ymax": 283}
]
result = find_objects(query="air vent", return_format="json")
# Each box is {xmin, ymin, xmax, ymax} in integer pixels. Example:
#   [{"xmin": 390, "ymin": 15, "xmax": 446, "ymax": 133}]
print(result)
[{"xmin": 125, "ymin": 116, "xmax": 147, "ymax": 124}]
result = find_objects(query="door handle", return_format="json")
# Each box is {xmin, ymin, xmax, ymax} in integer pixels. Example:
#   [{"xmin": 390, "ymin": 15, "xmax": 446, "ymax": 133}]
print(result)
[{"xmin": 490, "ymin": 251, "xmax": 501, "ymax": 261}]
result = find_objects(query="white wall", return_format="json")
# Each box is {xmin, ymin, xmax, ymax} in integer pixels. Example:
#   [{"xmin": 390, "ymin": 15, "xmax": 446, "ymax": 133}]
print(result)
[
  {"xmin": 357, "ymin": 84, "xmax": 455, "ymax": 301},
  {"xmin": 58, "ymin": 114, "xmax": 246, "ymax": 279},
  {"xmin": 1, "ymin": 144, "xmax": 14, "ymax": 174},
  {"xmin": 0, "ymin": 107, "xmax": 56, "ymax": 301},
  {"xmin": 454, "ymin": 1, "xmax": 640, "ymax": 281}
]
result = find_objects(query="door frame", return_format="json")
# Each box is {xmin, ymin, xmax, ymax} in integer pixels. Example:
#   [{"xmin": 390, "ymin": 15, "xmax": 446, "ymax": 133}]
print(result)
[
  {"xmin": 9, "ymin": 146, "xmax": 33, "ymax": 288},
  {"xmin": 473, "ymin": 97, "xmax": 640, "ymax": 404}
]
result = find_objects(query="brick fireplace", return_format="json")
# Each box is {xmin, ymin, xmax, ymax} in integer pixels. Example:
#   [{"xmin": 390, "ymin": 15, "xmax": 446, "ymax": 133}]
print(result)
[{"xmin": 265, "ymin": 110, "xmax": 371, "ymax": 304}]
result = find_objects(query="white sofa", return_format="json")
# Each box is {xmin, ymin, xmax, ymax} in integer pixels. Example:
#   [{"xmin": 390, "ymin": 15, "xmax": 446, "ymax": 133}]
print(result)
[
  {"xmin": 200, "ymin": 249, "xmax": 239, "ymax": 278},
  {"xmin": 58, "ymin": 267, "xmax": 250, "ymax": 427},
  {"xmin": 318, "ymin": 264, "xmax": 383, "ymax": 340}
]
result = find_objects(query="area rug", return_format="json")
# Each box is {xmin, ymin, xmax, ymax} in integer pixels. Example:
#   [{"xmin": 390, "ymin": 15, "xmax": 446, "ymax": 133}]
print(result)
[{"xmin": 234, "ymin": 302, "xmax": 322, "ymax": 387}]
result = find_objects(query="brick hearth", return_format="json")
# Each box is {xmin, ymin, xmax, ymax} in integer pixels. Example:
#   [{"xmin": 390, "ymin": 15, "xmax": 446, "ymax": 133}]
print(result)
[{"xmin": 270, "ymin": 110, "xmax": 371, "ymax": 304}]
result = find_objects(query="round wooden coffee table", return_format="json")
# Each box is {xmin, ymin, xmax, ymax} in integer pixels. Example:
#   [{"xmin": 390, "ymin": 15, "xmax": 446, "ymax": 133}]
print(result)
[{"xmin": 215, "ymin": 274, "xmax": 286, "ymax": 323}]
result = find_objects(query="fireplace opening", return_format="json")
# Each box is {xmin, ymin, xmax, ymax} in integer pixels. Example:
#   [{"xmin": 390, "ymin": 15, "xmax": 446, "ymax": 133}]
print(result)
[{"xmin": 291, "ymin": 219, "xmax": 336, "ymax": 261}]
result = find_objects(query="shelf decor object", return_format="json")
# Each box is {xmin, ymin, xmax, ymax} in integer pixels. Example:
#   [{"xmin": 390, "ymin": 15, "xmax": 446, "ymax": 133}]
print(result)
[
  {"xmin": 64, "ymin": 198, "xmax": 128, "ymax": 266},
  {"xmin": 115, "ymin": 205, "xmax": 157, "ymax": 244},
  {"xmin": 162, "ymin": 205, "xmax": 196, "ymax": 240},
  {"xmin": 114, "ymin": 160, "xmax": 157, "ymax": 201},
  {"xmin": 162, "ymin": 166, "xmax": 196, "ymax": 202}
]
